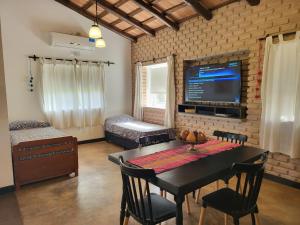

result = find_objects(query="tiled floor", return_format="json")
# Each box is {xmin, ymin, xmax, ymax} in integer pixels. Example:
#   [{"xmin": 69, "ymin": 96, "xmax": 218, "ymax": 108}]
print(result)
[{"xmin": 1, "ymin": 142, "xmax": 300, "ymax": 225}]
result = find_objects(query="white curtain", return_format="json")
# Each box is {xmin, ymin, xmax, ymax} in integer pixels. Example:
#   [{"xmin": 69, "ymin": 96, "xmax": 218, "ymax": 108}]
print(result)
[
  {"xmin": 164, "ymin": 55, "xmax": 175, "ymax": 128},
  {"xmin": 133, "ymin": 62, "xmax": 143, "ymax": 120},
  {"xmin": 260, "ymin": 32, "xmax": 300, "ymax": 158},
  {"xmin": 40, "ymin": 59, "xmax": 105, "ymax": 129}
]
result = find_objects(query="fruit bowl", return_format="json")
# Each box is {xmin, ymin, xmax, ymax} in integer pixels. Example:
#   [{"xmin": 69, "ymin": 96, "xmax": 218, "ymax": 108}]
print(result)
[
  {"xmin": 179, "ymin": 130, "xmax": 208, "ymax": 143},
  {"xmin": 181, "ymin": 139, "xmax": 208, "ymax": 145},
  {"xmin": 179, "ymin": 129, "xmax": 208, "ymax": 152},
  {"xmin": 182, "ymin": 140, "xmax": 207, "ymax": 153}
]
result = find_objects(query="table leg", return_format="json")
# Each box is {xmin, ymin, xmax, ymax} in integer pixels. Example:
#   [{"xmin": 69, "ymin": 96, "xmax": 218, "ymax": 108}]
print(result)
[
  {"xmin": 120, "ymin": 189, "xmax": 126, "ymax": 225},
  {"xmin": 174, "ymin": 194, "xmax": 184, "ymax": 225}
]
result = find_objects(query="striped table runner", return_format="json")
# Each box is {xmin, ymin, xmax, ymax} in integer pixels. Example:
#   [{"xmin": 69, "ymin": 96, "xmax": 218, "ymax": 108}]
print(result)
[{"xmin": 128, "ymin": 140, "xmax": 240, "ymax": 174}]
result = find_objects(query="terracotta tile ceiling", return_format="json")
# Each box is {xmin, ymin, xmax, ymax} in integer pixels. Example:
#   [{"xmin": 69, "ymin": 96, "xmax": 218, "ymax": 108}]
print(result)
[{"xmin": 55, "ymin": 0, "xmax": 260, "ymax": 42}]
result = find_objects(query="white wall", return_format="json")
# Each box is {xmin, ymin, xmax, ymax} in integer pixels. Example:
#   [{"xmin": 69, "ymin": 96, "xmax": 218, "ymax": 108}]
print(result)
[
  {"xmin": 0, "ymin": 0, "xmax": 132, "ymax": 141},
  {"xmin": 0, "ymin": 20, "xmax": 14, "ymax": 188}
]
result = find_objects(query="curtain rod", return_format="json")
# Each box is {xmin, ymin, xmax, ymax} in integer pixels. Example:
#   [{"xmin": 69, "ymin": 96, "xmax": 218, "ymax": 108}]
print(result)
[
  {"xmin": 134, "ymin": 54, "xmax": 176, "ymax": 64},
  {"xmin": 28, "ymin": 55, "xmax": 115, "ymax": 66},
  {"xmin": 258, "ymin": 29, "xmax": 299, "ymax": 41}
]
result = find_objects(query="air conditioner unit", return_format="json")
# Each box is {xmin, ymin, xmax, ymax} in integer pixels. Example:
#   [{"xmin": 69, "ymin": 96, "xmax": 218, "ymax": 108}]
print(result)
[{"xmin": 50, "ymin": 32, "xmax": 95, "ymax": 51}]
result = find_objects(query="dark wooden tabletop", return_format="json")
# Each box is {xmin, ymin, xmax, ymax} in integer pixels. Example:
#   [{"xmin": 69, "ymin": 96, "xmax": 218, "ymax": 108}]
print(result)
[{"xmin": 108, "ymin": 140, "xmax": 268, "ymax": 196}]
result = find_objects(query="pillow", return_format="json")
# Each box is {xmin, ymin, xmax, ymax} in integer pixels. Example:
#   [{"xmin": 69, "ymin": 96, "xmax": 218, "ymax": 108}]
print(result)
[
  {"xmin": 9, "ymin": 120, "xmax": 51, "ymax": 131},
  {"xmin": 104, "ymin": 114, "xmax": 136, "ymax": 130},
  {"xmin": 105, "ymin": 114, "xmax": 136, "ymax": 123}
]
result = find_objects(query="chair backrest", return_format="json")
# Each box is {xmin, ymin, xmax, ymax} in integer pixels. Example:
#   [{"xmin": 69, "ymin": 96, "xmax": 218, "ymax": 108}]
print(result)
[
  {"xmin": 213, "ymin": 130, "xmax": 248, "ymax": 145},
  {"xmin": 139, "ymin": 133, "xmax": 170, "ymax": 147},
  {"xmin": 119, "ymin": 156, "xmax": 156, "ymax": 224},
  {"xmin": 232, "ymin": 152, "xmax": 268, "ymax": 214}
]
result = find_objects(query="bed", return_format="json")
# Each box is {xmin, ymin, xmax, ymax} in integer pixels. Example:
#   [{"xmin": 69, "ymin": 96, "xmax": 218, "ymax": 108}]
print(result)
[
  {"xmin": 10, "ymin": 121, "xmax": 78, "ymax": 190},
  {"xmin": 105, "ymin": 115, "xmax": 175, "ymax": 149}
]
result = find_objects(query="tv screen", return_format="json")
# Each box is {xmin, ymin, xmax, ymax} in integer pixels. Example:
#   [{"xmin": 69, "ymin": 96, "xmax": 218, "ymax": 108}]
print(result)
[{"xmin": 184, "ymin": 60, "xmax": 242, "ymax": 104}]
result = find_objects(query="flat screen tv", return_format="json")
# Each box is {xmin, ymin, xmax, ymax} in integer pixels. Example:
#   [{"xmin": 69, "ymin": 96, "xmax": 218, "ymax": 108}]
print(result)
[{"xmin": 184, "ymin": 60, "xmax": 242, "ymax": 104}]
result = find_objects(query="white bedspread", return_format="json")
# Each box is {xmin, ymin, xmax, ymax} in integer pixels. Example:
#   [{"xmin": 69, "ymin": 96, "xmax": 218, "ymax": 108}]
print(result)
[
  {"xmin": 105, "ymin": 114, "xmax": 175, "ymax": 142},
  {"xmin": 10, "ymin": 127, "xmax": 67, "ymax": 146},
  {"xmin": 116, "ymin": 121, "xmax": 167, "ymax": 132}
]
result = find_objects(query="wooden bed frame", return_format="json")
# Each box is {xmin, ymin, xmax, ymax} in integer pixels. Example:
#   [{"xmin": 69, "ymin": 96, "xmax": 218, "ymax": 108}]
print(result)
[{"xmin": 12, "ymin": 136, "xmax": 78, "ymax": 190}]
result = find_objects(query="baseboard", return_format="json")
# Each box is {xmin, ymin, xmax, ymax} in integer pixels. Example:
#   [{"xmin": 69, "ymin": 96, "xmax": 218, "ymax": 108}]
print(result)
[
  {"xmin": 78, "ymin": 137, "xmax": 106, "ymax": 145},
  {"xmin": 0, "ymin": 185, "xmax": 15, "ymax": 195},
  {"xmin": 264, "ymin": 173, "xmax": 300, "ymax": 189}
]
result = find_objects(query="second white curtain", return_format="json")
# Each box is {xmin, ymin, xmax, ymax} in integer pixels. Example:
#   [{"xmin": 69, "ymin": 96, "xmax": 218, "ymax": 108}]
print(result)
[
  {"xmin": 260, "ymin": 32, "xmax": 300, "ymax": 158},
  {"xmin": 133, "ymin": 62, "xmax": 143, "ymax": 120},
  {"xmin": 164, "ymin": 55, "xmax": 175, "ymax": 128},
  {"xmin": 40, "ymin": 60, "xmax": 105, "ymax": 129}
]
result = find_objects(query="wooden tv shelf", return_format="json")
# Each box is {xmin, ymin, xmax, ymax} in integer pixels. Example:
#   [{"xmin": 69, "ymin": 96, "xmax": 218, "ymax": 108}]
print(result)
[{"xmin": 178, "ymin": 104, "xmax": 247, "ymax": 119}]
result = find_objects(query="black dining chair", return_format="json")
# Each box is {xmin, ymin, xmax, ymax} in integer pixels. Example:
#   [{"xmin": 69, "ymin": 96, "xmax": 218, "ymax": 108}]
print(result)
[
  {"xmin": 139, "ymin": 133, "xmax": 170, "ymax": 147},
  {"xmin": 139, "ymin": 134, "xmax": 192, "ymax": 215},
  {"xmin": 119, "ymin": 156, "xmax": 177, "ymax": 225},
  {"xmin": 214, "ymin": 130, "xmax": 248, "ymax": 188},
  {"xmin": 139, "ymin": 134, "xmax": 169, "ymax": 196},
  {"xmin": 213, "ymin": 130, "xmax": 248, "ymax": 145},
  {"xmin": 195, "ymin": 130, "xmax": 248, "ymax": 203},
  {"xmin": 198, "ymin": 153, "xmax": 268, "ymax": 225}
]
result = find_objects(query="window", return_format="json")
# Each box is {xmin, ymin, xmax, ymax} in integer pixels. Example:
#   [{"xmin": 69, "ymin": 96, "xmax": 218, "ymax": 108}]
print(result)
[{"xmin": 143, "ymin": 63, "xmax": 168, "ymax": 109}]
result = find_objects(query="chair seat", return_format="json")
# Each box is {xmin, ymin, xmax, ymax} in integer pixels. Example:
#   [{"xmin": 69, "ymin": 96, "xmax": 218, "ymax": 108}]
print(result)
[
  {"xmin": 139, "ymin": 193, "xmax": 176, "ymax": 223},
  {"xmin": 203, "ymin": 188, "xmax": 252, "ymax": 217}
]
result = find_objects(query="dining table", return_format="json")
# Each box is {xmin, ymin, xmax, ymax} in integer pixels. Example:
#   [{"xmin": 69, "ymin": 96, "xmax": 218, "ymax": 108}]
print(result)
[{"xmin": 108, "ymin": 140, "xmax": 268, "ymax": 225}]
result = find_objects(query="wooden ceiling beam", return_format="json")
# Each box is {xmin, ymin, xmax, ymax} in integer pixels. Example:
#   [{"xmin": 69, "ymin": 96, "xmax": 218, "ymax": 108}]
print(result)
[
  {"xmin": 165, "ymin": 2, "xmax": 187, "ymax": 14},
  {"xmin": 141, "ymin": 16, "xmax": 156, "ymax": 24},
  {"xmin": 123, "ymin": 26, "xmax": 136, "ymax": 33},
  {"xmin": 132, "ymin": 0, "xmax": 179, "ymax": 31},
  {"xmin": 148, "ymin": 0, "xmax": 162, "ymax": 4},
  {"xmin": 110, "ymin": 18, "xmax": 123, "ymax": 26},
  {"xmin": 140, "ymin": 2, "xmax": 186, "ymax": 26},
  {"xmin": 159, "ymin": 2, "xmax": 187, "ymax": 22},
  {"xmin": 54, "ymin": 0, "xmax": 137, "ymax": 42},
  {"xmin": 130, "ymin": 2, "xmax": 184, "ymax": 26},
  {"xmin": 114, "ymin": 0, "xmax": 129, "ymax": 8},
  {"xmin": 246, "ymin": 0, "xmax": 260, "ymax": 6},
  {"xmin": 128, "ymin": 8, "xmax": 143, "ymax": 17},
  {"xmin": 82, "ymin": 0, "xmax": 94, "ymax": 10},
  {"xmin": 98, "ymin": 10, "xmax": 109, "ymax": 19},
  {"xmin": 182, "ymin": 0, "xmax": 212, "ymax": 20},
  {"xmin": 95, "ymin": 0, "xmax": 155, "ymax": 36}
]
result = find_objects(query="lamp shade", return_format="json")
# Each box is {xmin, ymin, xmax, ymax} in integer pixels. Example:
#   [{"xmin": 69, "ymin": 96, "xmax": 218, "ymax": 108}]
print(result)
[
  {"xmin": 95, "ymin": 38, "xmax": 106, "ymax": 48},
  {"xmin": 89, "ymin": 24, "xmax": 102, "ymax": 39}
]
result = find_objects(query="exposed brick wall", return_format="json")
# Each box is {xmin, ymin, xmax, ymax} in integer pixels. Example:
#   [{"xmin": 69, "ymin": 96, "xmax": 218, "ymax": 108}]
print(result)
[
  {"xmin": 143, "ymin": 107, "xmax": 165, "ymax": 125},
  {"xmin": 132, "ymin": 0, "xmax": 300, "ymax": 183},
  {"xmin": 266, "ymin": 153, "xmax": 300, "ymax": 182}
]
